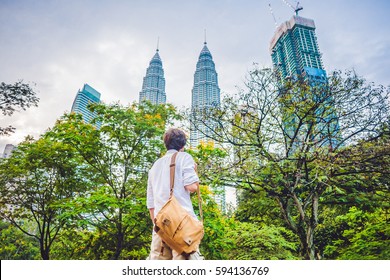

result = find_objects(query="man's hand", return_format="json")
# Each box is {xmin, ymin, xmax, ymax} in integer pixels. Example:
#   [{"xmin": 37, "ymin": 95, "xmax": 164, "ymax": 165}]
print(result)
[{"xmin": 185, "ymin": 181, "xmax": 199, "ymax": 193}]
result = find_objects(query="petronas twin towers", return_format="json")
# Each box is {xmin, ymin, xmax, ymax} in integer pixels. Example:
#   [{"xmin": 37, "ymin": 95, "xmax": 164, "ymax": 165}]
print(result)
[
  {"xmin": 139, "ymin": 48, "xmax": 167, "ymax": 105},
  {"xmin": 139, "ymin": 41, "xmax": 220, "ymax": 147}
]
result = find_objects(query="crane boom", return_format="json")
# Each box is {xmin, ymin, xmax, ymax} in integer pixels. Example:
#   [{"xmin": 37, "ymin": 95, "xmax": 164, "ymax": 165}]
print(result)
[
  {"xmin": 282, "ymin": 0, "xmax": 295, "ymax": 10},
  {"xmin": 281, "ymin": 0, "xmax": 303, "ymax": 16},
  {"xmin": 268, "ymin": 3, "xmax": 278, "ymax": 28}
]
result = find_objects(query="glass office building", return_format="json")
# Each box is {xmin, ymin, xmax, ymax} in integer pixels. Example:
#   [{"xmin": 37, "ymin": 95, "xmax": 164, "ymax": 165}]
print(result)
[
  {"xmin": 139, "ymin": 49, "xmax": 166, "ymax": 105},
  {"xmin": 270, "ymin": 14, "xmax": 339, "ymax": 149},
  {"xmin": 270, "ymin": 15, "xmax": 327, "ymax": 82},
  {"xmin": 71, "ymin": 83, "xmax": 101, "ymax": 124},
  {"xmin": 190, "ymin": 42, "xmax": 221, "ymax": 147}
]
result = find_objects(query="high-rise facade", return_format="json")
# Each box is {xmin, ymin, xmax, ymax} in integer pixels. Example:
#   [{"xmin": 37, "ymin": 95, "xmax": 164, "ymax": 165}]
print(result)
[
  {"xmin": 139, "ymin": 49, "xmax": 166, "ymax": 105},
  {"xmin": 2, "ymin": 144, "xmax": 15, "ymax": 159},
  {"xmin": 190, "ymin": 41, "xmax": 226, "ymax": 212},
  {"xmin": 71, "ymin": 83, "xmax": 101, "ymax": 124},
  {"xmin": 270, "ymin": 13, "xmax": 339, "ymax": 149},
  {"xmin": 190, "ymin": 42, "xmax": 221, "ymax": 147},
  {"xmin": 270, "ymin": 15, "xmax": 327, "ymax": 83}
]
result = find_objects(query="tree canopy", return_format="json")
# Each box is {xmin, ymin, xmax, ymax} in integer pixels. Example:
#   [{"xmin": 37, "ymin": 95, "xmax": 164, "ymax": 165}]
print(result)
[
  {"xmin": 189, "ymin": 67, "xmax": 390, "ymax": 259},
  {"xmin": 1, "ymin": 69, "xmax": 389, "ymax": 260},
  {"xmin": 0, "ymin": 81, "xmax": 39, "ymax": 135}
]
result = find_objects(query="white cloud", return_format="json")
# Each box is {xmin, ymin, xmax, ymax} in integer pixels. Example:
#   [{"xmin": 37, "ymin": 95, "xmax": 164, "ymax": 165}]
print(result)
[{"xmin": 1, "ymin": 0, "xmax": 390, "ymax": 152}]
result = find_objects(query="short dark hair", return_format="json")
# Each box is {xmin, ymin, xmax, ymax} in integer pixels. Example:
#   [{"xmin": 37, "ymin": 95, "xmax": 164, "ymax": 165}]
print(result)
[{"xmin": 163, "ymin": 128, "xmax": 187, "ymax": 150}]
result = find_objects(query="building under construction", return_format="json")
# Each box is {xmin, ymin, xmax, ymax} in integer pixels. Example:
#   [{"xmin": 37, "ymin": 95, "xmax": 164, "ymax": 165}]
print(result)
[
  {"xmin": 269, "ymin": 13, "xmax": 327, "ymax": 83},
  {"xmin": 269, "ymin": 3, "xmax": 339, "ymax": 150}
]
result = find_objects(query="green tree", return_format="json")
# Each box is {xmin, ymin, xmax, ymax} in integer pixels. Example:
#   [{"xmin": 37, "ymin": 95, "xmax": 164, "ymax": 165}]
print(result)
[
  {"xmin": 49, "ymin": 102, "xmax": 180, "ymax": 259},
  {"xmin": 325, "ymin": 124, "xmax": 390, "ymax": 210},
  {"xmin": 0, "ymin": 136, "xmax": 86, "ymax": 259},
  {"xmin": 320, "ymin": 207, "xmax": 390, "ymax": 259},
  {"xmin": 316, "ymin": 124, "xmax": 390, "ymax": 259},
  {"xmin": 187, "ymin": 142, "xmax": 235, "ymax": 259},
  {"xmin": 0, "ymin": 81, "xmax": 39, "ymax": 135},
  {"xmin": 225, "ymin": 222, "xmax": 300, "ymax": 260},
  {"xmin": 0, "ymin": 220, "xmax": 40, "ymax": 260},
  {"xmin": 50, "ymin": 224, "xmax": 152, "ymax": 260},
  {"xmin": 190, "ymin": 67, "xmax": 390, "ymax": 259},
  {"xmin": 188, "ymin": 136, "xmax": 300, "ymax": 260},
  {"xmin": 235, "ymin": 187, "xmax": 284, "ymax": 225},
  {"xmin": 195, "ymin": 185, "xmax": 234, "ymax": 260}
]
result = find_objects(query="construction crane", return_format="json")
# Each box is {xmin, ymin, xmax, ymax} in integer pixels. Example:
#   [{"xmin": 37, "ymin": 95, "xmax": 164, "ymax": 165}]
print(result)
[
  {"xmin": 268, "ymin": 3, "xmax": 278, "ymax": 28},
  {"xmin": 282, "ymin": 0, "xmax": 303, "ymax": 16}
]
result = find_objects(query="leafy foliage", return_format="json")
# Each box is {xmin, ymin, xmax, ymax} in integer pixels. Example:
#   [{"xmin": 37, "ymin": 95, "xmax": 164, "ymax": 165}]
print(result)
[
  {"xmin": 235, "ymin": 188, "xmax": 284, "ymax": 226},
  {"xmin": 48, "ymin": 101, "xmax": 180, "ymax": 259},
  {"xmin": 0, "ymin": 81, "xmax": 39, "ymax": 135},
  {"xmin": 1, "ymin": 73, "xmax": 389, "ymax": 260},
  {"xmin": 225, "ymin": 222, "xmax": 300, "ymax": 260},
  {"xmin": 189, "ymin": 67, "xmax": 390, "ymax": 259},
  {"xmin": 0, "ymin": 136, "xmax": 86, "ymax": 259},
  {"xmin": 195, "ymin": 185, "xmax": 234, "ymax": 260},
  {"xmin": 320, "ymin": 207, "xmax": 390, "ymax": 259},
  {"xmin": 0, "ymin": 220, "xmax": 40, "ymax": 260}
]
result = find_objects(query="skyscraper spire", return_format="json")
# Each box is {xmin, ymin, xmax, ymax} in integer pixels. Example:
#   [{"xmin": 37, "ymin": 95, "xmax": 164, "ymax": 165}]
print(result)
[
  {"xmin": 204, "ymin": 29, "xmax": 207, "ymax": 44},
  {"xmin": 156, "ymin": 36, "xmax": 159, "ymax": 52},
  {"xmin": 190, "ymin": 38, "xmax": 226, "ymax": 212},
  {"xmin": 139, "ymin": 46, "xmax": 167, "ymax": 105},
  {"xmin": 190, "ymin": 40, "xmax": 220, "ymax": 147}
]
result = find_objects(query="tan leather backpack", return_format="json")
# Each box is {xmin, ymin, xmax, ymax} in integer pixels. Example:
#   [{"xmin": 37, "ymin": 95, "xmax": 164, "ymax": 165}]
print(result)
[{"xmin": 154, "ymin": 152, "xmax": 204, "ymax": 256}]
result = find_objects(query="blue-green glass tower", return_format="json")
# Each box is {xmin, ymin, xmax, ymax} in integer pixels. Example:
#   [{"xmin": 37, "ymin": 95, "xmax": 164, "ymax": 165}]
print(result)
[
  {"xmin": 190, "ymin": 41, "xmax": 221, "ymax": 147},
  {"xmin": 71, "ymin": 83, "xmax": 101, "ymax": 124},
  {"xmin": 270, "ymin": 13, "xmax": 339, "ymax": 149},
  {"xmin": 139, "ymin": 48, "xmax": 166, "ymax": 105},
  {"xmin": 270, "ymin": 15, "xmax": 326, "ymax": 83}
]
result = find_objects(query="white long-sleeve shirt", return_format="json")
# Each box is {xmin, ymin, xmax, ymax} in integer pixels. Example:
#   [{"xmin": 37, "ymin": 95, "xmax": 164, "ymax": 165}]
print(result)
[{"xmin": 147, "ymin": 149, "xmax": 199, "ymax": 219}]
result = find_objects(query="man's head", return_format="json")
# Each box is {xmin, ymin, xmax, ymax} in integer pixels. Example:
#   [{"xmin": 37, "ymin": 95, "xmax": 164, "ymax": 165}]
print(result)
[{"xmin": 163, "ymin": 128, "xmax": 187, "ymax": 151}]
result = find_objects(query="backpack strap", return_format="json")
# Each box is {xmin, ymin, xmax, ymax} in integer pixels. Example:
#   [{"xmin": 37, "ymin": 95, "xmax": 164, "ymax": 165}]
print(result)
[
  {"xmin": 169, "ymin": 152, "xmax": 203, "ymax": 221},
  {"xmin": 197, "ymin": 184, "xmax": 203, "ymax": 221},
  {"xmin": 169, "ymin": 152, "xmax": 178, "ymax": 198}
]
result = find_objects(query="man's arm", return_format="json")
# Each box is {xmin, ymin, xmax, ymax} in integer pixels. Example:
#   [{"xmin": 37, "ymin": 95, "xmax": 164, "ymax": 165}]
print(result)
[
  {"xmin": 149, "ymin": 208, "xmax": 155, "ymax": 222},
  {"xmin": 183, "ymin": 159, "xmax": 199, "ymax": 193},
  {"xmin": 185, "ymin": 181, "xmax": 199, "ymax": 193}
]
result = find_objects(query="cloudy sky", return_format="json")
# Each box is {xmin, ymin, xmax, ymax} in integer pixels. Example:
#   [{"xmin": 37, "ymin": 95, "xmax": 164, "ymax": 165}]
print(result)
[{"xmin": 1, "ymin": 0, "xmax": 389, "ymax": 152}]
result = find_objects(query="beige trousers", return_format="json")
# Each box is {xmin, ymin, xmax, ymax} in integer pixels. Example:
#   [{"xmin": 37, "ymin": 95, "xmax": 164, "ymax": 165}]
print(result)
[{"xmin": 148, "ymin": 231, "xmax": 203, "ymax": 260}]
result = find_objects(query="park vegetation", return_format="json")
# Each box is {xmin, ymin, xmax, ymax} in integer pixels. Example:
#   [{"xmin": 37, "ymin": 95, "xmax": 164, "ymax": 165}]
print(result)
[{"xmin": 0, "ymin": 69, "xmax": 389, "ymax": 260}]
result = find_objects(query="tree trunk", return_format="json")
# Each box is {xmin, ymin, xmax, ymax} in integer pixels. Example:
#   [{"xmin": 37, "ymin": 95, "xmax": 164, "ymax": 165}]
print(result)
[
  {"xmin": 279, "ymin": 194, "xmax": 319, "ymax": 260},
  {"xmin": 112, "ymin": 210, "xmax": 124, "ymax": 260},
  {"xmin": 296, "ymin": 223, "xmax": 316, "ymax": 260},
  {"xmin": 299, "ymin": 193, "xmax": 319, "ymax": 260},
  {"xmin": 40, "ymin": 242, "xmax": 50, "ymax": 260},
  {"xmin": 113, "ymin": 231, "xmax": 124, "ymax": 260},
  {"xmin": 306, "ymin": 226, "xmax": 316, "ymax": 260}
]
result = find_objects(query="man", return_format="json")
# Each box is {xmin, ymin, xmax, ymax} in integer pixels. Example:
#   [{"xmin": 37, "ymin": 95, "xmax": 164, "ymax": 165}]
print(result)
[{"xmin": 147, "ymin": 128, "xmax": 201, "ymax": 260}]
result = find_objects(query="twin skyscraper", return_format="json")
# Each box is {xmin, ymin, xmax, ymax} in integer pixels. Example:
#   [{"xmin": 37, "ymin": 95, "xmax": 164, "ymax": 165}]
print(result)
[
  {"xmin": 138, "ymin": 40, "xmax": 224, "ymax": 209},
  {"xmin": 70, "ymin": 39, "xmax": 221, "ymax": 149},
  {"xmin": 139, "ymin": 40, "xmax": 221, "ymax": 148},
  {"xmin": 139, "ymin": 11, "xmax": 327, "ymax": 147},
  {"xmin": 67, "ymin": 8, "xmax": 328, "ymax": 214},
  {"xmin": 72, "ymin": 8, "xmax": 327, "ymax": 149}
]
